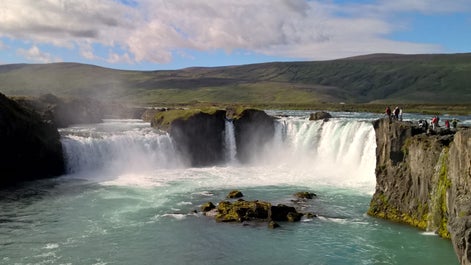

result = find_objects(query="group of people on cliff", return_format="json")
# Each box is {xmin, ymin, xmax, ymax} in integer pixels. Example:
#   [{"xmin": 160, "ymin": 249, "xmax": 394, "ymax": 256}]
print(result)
[
  {"xmin": 422, "ymin": 115, "xmax": 458, "ymax": 132},
  {"xmin": 385, "ymin": 106, "xmax": 459, "ymax": 133},
  {"xmin": 385, "ymin": 106, "xmax": 403, "ymax": 121}
]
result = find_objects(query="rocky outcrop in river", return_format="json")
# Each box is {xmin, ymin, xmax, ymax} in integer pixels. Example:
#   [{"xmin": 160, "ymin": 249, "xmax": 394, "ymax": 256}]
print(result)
[
  {"xmin": 0, "ymin": 93, "xmax": 64, "ymax": 187},
  {"xmin": 151, "ymin": 108, "xmax": 275, "ymax": 166},
  {"xmin": 368, "ymin": 118, "xmax": 471, "ymax": 265}
]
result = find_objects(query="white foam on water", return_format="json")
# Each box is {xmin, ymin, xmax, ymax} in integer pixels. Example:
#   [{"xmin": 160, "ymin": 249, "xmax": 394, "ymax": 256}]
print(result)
[
  {"xmin": 43, "ymin": 243, "xmax": 59, "ymax": 250},
  {"xmin": 421, "ymin": 231, "xmax": 438, "ymax": 236}
]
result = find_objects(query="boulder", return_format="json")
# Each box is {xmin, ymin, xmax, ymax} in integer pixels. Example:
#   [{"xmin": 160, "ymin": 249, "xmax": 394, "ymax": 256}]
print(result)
[
  {"xmin": 215, "ymin": 200, "xmax": 271, "ymax": 222},
  {"xmin": 200, "ymin": 202, "xmax": 216, "ymax": 212},
  {"xmin": 269, "ymin": 204, "xmax": 300, "ymax": 222},
  {"xmin": 287, "ymin": 212, "xmax": 304, "ymax": 222},
  {"xmin": 268, "ymin": 221, "xmax": 280, "ymax": 229},
  {"xmin": 309, "ymin": 111, "xmax": 332, "ymax": 121},
  {"xmin": 227, "ymin": 190, "xmax": 244, "ymax": 199},
  {"xmin": 294, "ymin": 191, "xmax": 317, "ymax": 200},
  {"xmin": 0, "ymin": 93, "xmax": 65, "ymax": 187}
]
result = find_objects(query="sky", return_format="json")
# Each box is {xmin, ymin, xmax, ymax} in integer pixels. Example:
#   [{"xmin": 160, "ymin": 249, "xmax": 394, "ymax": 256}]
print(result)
[{"xmin": 0, "ymin": 0, "xmax": 470, "ymax": 70}]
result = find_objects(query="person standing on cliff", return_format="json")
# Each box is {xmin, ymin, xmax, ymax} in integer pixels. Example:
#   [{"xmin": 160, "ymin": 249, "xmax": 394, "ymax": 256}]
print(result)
[
  {"xmin": 385, "ymin": 106, "xmax": 391, "ymax": 119},
  {"xmin": 431, "ymin": 116, "xmax": 439, "ymax": 131},
  {"xmin": 393, "ymin": 106, "xmax": 400, "ymax": 120},
  {"xmin": 452, "ymin": 119, "xmax": 458, "ymax": 130}
]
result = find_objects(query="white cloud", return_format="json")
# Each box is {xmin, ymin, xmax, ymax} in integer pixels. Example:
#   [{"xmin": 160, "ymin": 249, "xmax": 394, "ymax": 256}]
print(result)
[
  {"xmin": 1, "ymin": 0, "xmax": 468, "ymax": 64},
  {"xmin": 107, "ymin": 51, "xmax": 133, "ymax": 64},
  {"xmin": 17, "ymin": 45, "xmax": 61, "ymax": 63}
]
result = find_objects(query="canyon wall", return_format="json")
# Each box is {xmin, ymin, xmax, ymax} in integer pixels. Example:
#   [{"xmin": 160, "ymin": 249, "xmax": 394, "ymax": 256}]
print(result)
[
  {"xmin": 0, "ymin": 93, "xmax": 65, "ymax": 187},
  {"xmin": 368, "ymin": 118, "xmax": 471, "ymax": 264}
]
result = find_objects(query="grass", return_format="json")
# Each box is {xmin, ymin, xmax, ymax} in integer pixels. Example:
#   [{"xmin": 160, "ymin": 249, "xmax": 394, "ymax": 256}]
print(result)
[
  {"xmin": 1, "ymin": 53, "xmax": 471, "ymax": 109},
  {"xmin": 152, "ymin": 107, "xmax": 222, "ymax": 130}
]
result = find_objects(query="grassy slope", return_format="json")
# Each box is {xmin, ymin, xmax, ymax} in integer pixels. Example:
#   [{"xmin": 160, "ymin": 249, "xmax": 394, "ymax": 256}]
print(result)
[{"xmin": 1, "ymin": 53, "xmax": 471, "ymax": 107}]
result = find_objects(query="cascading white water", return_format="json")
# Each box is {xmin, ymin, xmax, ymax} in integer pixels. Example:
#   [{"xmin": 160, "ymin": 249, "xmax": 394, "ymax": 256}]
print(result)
[
  {"xmin": 60, "ymin": 120, "xmax": 185, "ymax": 175},
  {"xmin": 224, "ymin": 120, "xmax": 237, "ymax": 164},
  {"xmin": 59, "ymin": 117, "xmax": 376, "ymax": 191},
  {"xmin": 263, "ymin": 118, "xmax": 377, "ymax": 190}
]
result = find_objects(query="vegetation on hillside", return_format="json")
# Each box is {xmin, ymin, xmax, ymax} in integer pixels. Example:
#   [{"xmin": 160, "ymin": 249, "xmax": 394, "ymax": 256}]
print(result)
[{"xmin": 1, "ymin": 53, "xmax": 471, "ymax": 112}]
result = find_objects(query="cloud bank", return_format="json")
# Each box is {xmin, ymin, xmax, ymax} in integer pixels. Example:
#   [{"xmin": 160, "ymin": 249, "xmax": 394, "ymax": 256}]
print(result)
[{"xmin": 0, "ymin": 0, "xmax": 468, "ymax": 64}]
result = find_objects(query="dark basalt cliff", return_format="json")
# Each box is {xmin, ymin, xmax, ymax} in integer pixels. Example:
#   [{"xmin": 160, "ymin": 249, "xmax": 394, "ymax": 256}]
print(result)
[
  {"xmin": 233, "ymin": 109, "xmax": 275, "ymax": 163},
  {"xmin": 151, "ymin": 108, "xmax": 275, "ymax": 167},
  {"xmin": 368, "ymin": 118, "xmax": 471, "ymax": 265},
  {"xmin": 0, "ymin": 93, "xmax": 65, "ymax": 187},
  {"xmin": 169, "ymin": 110, "xmax": 227, "ymax": 167}
]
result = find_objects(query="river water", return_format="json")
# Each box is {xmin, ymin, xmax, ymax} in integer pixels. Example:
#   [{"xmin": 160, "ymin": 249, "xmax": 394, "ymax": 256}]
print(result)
[{"xmin": 1, "ymin": 111, "xmax": 465, "ymax": 265}]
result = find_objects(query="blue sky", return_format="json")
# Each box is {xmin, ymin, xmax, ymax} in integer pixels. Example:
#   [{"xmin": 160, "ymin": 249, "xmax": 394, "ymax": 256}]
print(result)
[{"xmin": 0, "ymin": 0, "xmax": 470, "ymax": 70}]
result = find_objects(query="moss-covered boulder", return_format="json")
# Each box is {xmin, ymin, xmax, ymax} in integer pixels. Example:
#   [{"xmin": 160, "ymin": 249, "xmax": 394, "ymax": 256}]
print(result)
[
  {"xmin": 268, "ymin": 220, "xmax": 280, "ymax": 229},
  {"xmin": 201, "ymin": 202, "xmax": 216, "ymax": 212},
  {"xmin": 287, "ymin": 212, "xmax": 304, "ymax": 222},
  {"xmin": 0, "ymin": 93, "xmax": 65, "ymax": 187},
  {"xmin": 215, "ymin": 200, "xmax": 271, "ymax": 222},
  {"xmin": 227, "ymin": 190, "xmax": 244, "ymax": 199},
  {"xmin": 294, "ymin": 191, "xmax": 317, "ymax": 200}
]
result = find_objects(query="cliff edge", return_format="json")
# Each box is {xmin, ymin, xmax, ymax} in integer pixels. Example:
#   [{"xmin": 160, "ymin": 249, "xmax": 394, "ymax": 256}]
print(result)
[
  {"xmin": 368, "ymin": 118, "xmax": 471, "ymax": 264},
  {"xmin": 0, "ymin": 93, "xmax": 65, "ymax": 187}
]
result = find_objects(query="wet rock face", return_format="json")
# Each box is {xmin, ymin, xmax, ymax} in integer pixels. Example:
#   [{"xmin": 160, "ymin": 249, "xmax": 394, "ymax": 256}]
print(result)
[
  {"xmin": 169, "ymin": 110, "xmax": 227, "ymax": 167},
  {"xmin": 448, "ymin": 130, "xmax": 471, "ymax": 265},
  {"xmin": 233, "ymin": 109, "xmax": 275, "ymax": 163},
  {"xmin": 369, "ymin": 117, "xmax": 471, "ymax": 265},
  {"xmin": 0, "ymin": 93, "xmax": 65, "ymax": 187}
]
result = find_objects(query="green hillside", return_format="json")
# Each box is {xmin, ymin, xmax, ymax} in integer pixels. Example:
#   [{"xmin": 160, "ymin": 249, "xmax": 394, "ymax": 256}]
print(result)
[{"xmin": 1, "ymin": 53, "xmax": 471, "ymax": 105}]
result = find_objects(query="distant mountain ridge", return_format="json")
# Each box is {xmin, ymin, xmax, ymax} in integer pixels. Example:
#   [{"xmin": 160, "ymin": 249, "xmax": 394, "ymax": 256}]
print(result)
[{"xmin": 1, "ymin": 53, "xmax": 470, "ymax": 105}]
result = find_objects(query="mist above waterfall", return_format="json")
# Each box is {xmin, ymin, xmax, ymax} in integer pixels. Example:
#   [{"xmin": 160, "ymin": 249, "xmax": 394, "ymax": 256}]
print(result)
[{"xmin": 60, "ymin": 120, "xmax": 187, "ymax": 176}]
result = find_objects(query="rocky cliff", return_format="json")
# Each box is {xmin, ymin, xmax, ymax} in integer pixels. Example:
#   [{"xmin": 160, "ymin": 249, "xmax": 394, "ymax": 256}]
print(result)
[
  {"xmin": 233, "ymin": 109, "xmax": 275, "ymax": 163},
  {"xmin": 0, "ymin": 93, "xmax": 65, "ymax": 187},
  {"xmin": 368, "ymin": 118, "xmax": 471, "ymax": 264},
  {"xmin": 151, "ymin": 108, "xmax": 275, "ymax": 166}
]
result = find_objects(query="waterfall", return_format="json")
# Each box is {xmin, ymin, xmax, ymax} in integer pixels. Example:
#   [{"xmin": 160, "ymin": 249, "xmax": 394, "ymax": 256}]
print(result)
[
  {"xmin": 263, "ymin": 118, "xmax": 377, "ymax": 189},
  {"xmin": 59, "ymin": 118, "xmax": 376, "ymax": 190},
  {"xmin": 60, "ymin": 120, "xmax": 185, "ymax": 174},
  {"xmin": 224, "ymin": 119, "xmax": 237, "ymax": 164}
]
